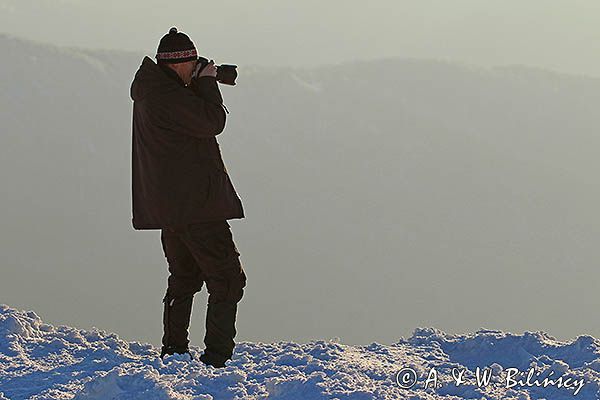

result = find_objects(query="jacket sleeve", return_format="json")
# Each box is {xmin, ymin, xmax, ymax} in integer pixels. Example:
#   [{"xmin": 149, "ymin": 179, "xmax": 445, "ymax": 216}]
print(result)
[
  {"xmin": 164, "ymin": 77, "xmax": 226, "ymax": 138},
  {"xmin": 190, "ymin": 75, "xmax": 224, "ymax": 105}
]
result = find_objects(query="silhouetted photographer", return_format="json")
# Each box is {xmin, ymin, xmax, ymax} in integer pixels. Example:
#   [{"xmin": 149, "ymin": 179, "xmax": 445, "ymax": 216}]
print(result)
[{"xmin": 130, "ymin": 27, "xmax": 247, "ymax": 368}]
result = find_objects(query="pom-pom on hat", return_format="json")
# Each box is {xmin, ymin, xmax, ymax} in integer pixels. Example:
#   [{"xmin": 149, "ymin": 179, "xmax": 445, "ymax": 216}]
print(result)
[{"xmin": 156, "ymin": 27, "xmax": 198, "ymax": 64}]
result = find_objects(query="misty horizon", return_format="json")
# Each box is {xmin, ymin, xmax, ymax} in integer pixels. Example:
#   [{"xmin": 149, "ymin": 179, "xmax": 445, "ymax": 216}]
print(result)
[
  {"xmin": 2, "ymin": 0, "xmax": 600, "ymax": 78},
  {"xmin": 1, "ymin": 32, "xmax": 598, "ymax": 348}
]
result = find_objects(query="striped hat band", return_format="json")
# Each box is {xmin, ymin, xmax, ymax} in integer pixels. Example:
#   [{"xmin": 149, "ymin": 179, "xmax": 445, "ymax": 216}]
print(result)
[{"xmin": 156, "ymin": 48, "xmax": 198, "ymax": 60}]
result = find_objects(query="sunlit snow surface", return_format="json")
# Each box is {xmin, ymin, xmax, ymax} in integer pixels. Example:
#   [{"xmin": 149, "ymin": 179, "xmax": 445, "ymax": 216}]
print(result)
[{"xmin": 0, "ymin": 304, "xmax": 598, "ymax": 399}]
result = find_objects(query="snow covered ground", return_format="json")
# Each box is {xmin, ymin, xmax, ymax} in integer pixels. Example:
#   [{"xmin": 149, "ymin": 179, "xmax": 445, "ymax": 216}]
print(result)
[{"xmin": 0, "ymin": 304, "xmax": 598, "ymax": 399}]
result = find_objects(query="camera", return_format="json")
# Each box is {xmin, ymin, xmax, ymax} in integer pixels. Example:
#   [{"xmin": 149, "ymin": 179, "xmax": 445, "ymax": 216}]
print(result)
[{"xmin": 195, "ymin": 56, "xmax": 238, "ymax": 86}]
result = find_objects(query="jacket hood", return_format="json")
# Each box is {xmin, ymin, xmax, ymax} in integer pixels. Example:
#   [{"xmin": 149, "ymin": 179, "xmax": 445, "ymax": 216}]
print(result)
[{"xmin": 130, "ymin": 56, "xmax": 182, "ymax": 101}]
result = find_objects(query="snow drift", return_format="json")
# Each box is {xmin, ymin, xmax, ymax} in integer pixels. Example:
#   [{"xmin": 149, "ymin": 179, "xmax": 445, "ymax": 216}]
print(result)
[{"xmin": 0, "ymin": 304, "xmax": 598, "ymax": 399}]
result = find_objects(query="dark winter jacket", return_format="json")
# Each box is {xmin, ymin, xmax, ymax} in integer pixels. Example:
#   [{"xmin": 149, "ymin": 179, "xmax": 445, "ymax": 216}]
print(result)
[{"xmin": 130, "ymin": 56, "xmax": 244, "ymax": 230}]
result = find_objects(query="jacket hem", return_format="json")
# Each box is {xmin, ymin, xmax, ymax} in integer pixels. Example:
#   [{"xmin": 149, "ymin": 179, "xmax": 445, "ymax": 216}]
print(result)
[{"xmin": 132, "ymin": 214, "xmax": 244, "ymax": 230}]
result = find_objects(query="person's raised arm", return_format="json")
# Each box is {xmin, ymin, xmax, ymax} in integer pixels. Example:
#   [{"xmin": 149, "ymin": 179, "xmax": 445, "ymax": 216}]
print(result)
[
  {"xmin": 164, "ymin": 80, "xmax": 226, "ymax": 138},
  {"xmin": 190, "ymin": 60, "xmax": 224, "ymax": 104}
]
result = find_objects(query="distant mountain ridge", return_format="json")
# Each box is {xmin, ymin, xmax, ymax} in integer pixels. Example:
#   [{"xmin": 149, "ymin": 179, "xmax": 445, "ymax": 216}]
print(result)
[{"xmin": 1, "ymin": 34, "xmax": 599, "ymax": 347}]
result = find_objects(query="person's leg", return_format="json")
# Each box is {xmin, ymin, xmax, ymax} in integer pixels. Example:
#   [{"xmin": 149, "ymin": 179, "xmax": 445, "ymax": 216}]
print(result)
[
  {"xmin": 180, "ymin": 221, "xmax": 247, "ymax": 367},
  {"xmin": 160, "ymin": 227, "xmax": 205, "ymax": 357}
]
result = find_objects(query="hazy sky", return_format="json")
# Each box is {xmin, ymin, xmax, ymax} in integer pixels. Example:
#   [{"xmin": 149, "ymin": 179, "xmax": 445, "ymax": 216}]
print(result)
[{"xmin": 1, "ymin": 0, "xmax": 600, "ymax": 76}]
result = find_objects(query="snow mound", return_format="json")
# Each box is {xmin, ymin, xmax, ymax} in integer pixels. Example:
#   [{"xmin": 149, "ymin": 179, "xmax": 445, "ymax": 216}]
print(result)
[{"xmin": 0, "ymin": 304, "xmax": 598, "ymax": 399}]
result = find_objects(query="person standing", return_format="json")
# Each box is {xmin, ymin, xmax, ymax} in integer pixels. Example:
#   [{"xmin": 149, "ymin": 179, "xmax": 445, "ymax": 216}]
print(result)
[{"xmin": 130, "ymin": 27, "xmax": 247, "ymax": 368}]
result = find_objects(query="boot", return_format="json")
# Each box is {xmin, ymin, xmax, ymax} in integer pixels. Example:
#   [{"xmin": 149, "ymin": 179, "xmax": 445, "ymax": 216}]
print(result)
[
  {"xmin": 160, "ymin": 345, "xmax": 193, "ymax": 360},
  {"xmin": 199, "ymin": 352, "xmax": 226, "ymax": 368},
  {"xmin": 162, "ymin": 292, "xmax": 194, "ymax": 352},
  {"xmin": 201, "ymin": 302, "xmax": 238, "ymax": 367}
]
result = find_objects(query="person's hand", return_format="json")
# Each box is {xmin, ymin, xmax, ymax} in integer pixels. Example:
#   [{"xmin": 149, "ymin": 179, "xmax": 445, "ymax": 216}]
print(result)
[{"xmin": 193, "ymin": 60, "xmax": 217, "ymax": 79}]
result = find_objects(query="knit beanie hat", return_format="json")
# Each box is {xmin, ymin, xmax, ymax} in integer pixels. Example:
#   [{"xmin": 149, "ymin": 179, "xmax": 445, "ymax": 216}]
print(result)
[{"xmin": 155, "ymin": 27, "xmax": 198, "ymax": 64}]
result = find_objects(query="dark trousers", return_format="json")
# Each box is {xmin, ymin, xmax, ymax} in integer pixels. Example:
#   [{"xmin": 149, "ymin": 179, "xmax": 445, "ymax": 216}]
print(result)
[{"xmin": 160, "ymin": 220, "xmax": 247, "ymax": 363}]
